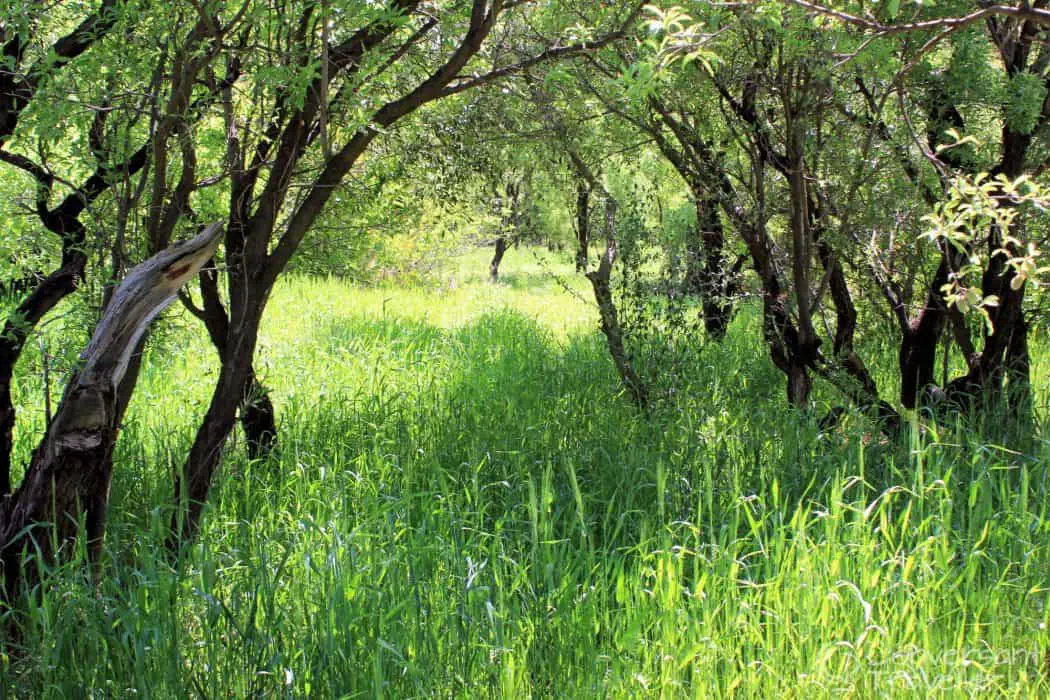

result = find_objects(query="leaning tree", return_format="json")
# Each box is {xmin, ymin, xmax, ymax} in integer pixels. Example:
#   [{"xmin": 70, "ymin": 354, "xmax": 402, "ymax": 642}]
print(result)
[
  {"xmin": 0, "ymin": 0, "xmax": 255, "ymax": 595},
  {"xmin": 0, "ymin": 225, "xmax": 224, "ymax": 598}
]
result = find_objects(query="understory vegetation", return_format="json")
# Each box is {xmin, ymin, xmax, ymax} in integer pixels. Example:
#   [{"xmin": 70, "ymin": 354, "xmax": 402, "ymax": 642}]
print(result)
[
  {"xmin": 4, "ymin": 249, "xmax": 1047, "ymax": 697},
  {"xmin": 6, "ymin": 1, "xmax": 1050, "ymax": 695}
]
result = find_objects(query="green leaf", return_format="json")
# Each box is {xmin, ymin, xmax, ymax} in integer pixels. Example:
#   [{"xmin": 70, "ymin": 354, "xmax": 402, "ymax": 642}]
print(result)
[{"xmin": 1005, "ymin": 72, "xmax": 1047, "ymax": 135}]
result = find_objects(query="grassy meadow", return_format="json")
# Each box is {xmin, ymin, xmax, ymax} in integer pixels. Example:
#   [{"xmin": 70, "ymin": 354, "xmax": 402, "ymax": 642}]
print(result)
[{"xmin": 3, "ymin": 246, "xmax": 1050, "ymax": 697}]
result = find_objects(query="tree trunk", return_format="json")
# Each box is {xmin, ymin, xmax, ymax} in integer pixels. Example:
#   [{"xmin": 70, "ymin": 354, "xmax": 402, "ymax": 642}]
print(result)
[
  {"xmin": 975, "ymin": 223, "xmax": 1029, "ymax": 411},
  {"xmin": 684, "ymin": 195, "xmax": 733, "ymax": 340},
  {"xmin": 490, "ymin": 179, "xmax": 524, "ymax": 282},
  {"xmin": 735, "ymin": 192, "xmax": 812, "ymax": 409},
  {"xmin": 587, "ymin": 257, "xmax": 648, "ymax": 409},
  {"xmin": 194, "ymin": 263, "xmax": 277, "ymax": 459},
  {"xmin": 943, "ymin": 245, "xmax": 1032, "ymax": 424},
  {"xmin": 575, "ymin": 180, "xmax": 590, "ymax": 273},
  {"xmin": 814, "ymin": 229, "xmax": 901, "ymax": 433},
  {"xmin": 785, "ymin": 115, "xmax": 821, "ymax": 381},
  {"xmin": 169, "ymin": 292, "xmax": 265, "ymax": 547},
  {"xmin": 0, "ymin": 224, "xmax": 222, "ymax": 598},
  {"xmin": 586, "ymin": 197, "xmax": 648, "ymax": 409},
  {"xmin": 908, "ymin": 219, "xmax": 1033, "ymax": 426},
  {"xmin": 489, "ymin": 236, "xmax": 509, "ymax": 282},
  {"xmin": 171, "ymin": 355, "xmax": 253, "ymax": 546},
  {"xmin": 899, "ymin": 249, "xmax": 956, "ymax": 409}
]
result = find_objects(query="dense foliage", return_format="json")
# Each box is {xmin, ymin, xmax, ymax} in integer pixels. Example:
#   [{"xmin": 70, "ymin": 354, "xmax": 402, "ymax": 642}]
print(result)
[{"xmin": 1, "ymin": 0, "xmax": 1050, "ymax": 694}]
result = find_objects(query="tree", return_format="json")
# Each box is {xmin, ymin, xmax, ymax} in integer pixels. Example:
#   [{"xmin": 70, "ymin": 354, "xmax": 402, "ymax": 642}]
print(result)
[
  {"xmin": 770, "ymin": 0, "xmax": 1050, "ymax": 422},
  {"xmin": 0, "ymin": 0, "xmax": 131, "ymax": 496},
  {"xmin": 0, "ymin": 224, "xmax": 223, "ymax": 599},
  {"xmin": 0, "ymin": 0, "xmax": 257, "ymax": 598},
  {"xmin": 169, "ymin": 0, "xmax": 646, "ymax": 544}
]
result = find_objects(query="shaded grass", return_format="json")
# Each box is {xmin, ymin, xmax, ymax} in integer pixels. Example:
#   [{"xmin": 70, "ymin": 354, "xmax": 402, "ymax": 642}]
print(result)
[{"xmin": 2, "ymin": 247, "xmax": 1049, "ymax": 697}]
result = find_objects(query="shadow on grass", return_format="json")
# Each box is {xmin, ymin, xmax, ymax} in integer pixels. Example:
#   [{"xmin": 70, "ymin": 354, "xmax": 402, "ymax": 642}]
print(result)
[
  {"xmin": 15, "ymin": 305, "xmax": 1050, "ymax": 699},
  {"xmin": 258, "ymin": 307, "xmax": 905, "ymax": 547},
  {"xmin": 109, "ymin": 304, "xmax": 1050, "ymax": 564}
]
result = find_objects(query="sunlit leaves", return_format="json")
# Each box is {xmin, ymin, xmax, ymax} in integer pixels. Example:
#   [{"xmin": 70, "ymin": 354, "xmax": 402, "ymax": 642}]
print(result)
[
  {"xmin": 922, "ymin": 166, "xmax": 1050, "ymax": 328},
  {"xmin": 254, "ymin": 60, "xmax": 323, "ymax": 113},
  {"xmin": 637, "ymin": 5, "xmax": 718, "ymax": 77}
]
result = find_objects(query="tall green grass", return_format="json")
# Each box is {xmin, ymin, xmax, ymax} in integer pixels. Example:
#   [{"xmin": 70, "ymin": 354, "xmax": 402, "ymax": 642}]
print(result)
[{"xmin": 2, "ymin": 247, "xmax": 1049, "ymax": 697}]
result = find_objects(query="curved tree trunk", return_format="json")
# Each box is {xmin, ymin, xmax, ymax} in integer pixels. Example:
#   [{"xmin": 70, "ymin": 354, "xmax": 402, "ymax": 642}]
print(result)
[
  {"xmin": 170, "ymin": 353, "xmax": 253, "ymax": 546},
  {"xmin": 813, "ymin": 227, "xmax": 902, "ymax": 434},
  {"xmin": 734, "ymin": 189, "xmax": 812, "ymax": 409},
  {"xmin": 640, "ymin": 97, "xmax": 740, "ymax": 343},
  {"xmin": 169, "ymin": 237, "xmax": 267, "ymax": 547},
  {"xmin": 587, "ymin": 260, "xmax": 648, "ymax": 409},
  {"xmin": 193, "ymin": 263, "xmax": 277, "ymax": 459},
  {"xmin": 943, "ymin": 246, "xmax": 1032, "ymax": 424},
  {"xmin": 586, "ymin": 197, "xmax": 648, "ymax": 409},
  {"xmin": 0, "ymin": 224, "xmax": 222, "ymax": 599},
  {"xmin": 169, "ymin": 301, "xmax": 263, "ymax": 548}
]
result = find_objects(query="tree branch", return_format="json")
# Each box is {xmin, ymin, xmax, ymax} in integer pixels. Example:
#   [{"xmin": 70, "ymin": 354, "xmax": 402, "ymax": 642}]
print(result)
[
  {"xmin": 438, "ymin": 1, "xmax": 646, "ymax": 97},
  {"xmin": 781, "ymin": 0, "xmax": 1050, "ymax": 34}
]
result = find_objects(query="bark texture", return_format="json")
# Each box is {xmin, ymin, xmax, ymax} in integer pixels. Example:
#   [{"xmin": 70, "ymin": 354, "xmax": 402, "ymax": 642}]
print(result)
[
  {"xmin": 0, "ymin": 224, "xmax": 222, "ymax": 598},
  {"xmin": 575, "ymin": 180, "xmax": 590, "ymax": 273},
  {"xmin": 586, "ymin": 198, "xmax": 649, "ymax": 409}
]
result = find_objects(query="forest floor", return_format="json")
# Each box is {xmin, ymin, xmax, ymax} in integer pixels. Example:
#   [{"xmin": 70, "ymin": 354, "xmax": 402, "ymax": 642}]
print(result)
[{"xmin": 4, "ymin": 246, "xmax": 1050, "ymax": 697}]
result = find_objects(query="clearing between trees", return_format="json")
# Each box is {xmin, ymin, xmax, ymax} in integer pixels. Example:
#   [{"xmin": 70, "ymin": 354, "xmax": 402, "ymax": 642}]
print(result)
[{"xmin": 4, "ymin": 249, "xmax": 1047, "ymax": 697}]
